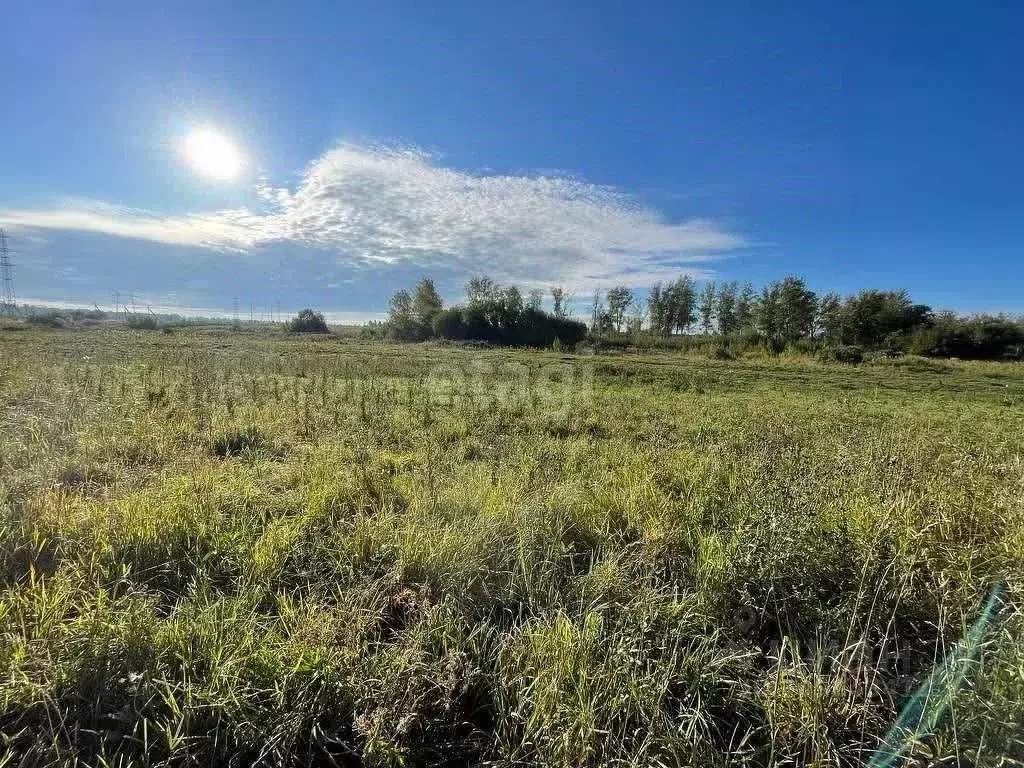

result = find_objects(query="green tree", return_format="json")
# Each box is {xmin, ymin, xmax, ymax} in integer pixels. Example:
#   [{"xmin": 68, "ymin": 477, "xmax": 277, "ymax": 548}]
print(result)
[
  {"xmin": 550, "ymin": 286, "xmax": 569, "ymax": 318},
  {"xmin": 590, "ymin": 290, "xmax": 604, "ymax": 333},
  {"xmin": 387, "ymin": 289, "xmax": 427, "ymax": 341},
  {"xmin": 432, "ymin": 307, "xmax": 467, "ymax": 339},
  {"xmin": 466, "ymin": 276, "xmax": 497, "ymax": 307},
  {"xmin": 647, "ymin": 282, "xmax": 667, "ymax": 336},
  {"xmin": 698, "ymin": 280, "xmax": 717, "ymax": 334},
  {"xmin": 776, "ymin": 276, "xmax": 817, "ymax": 342},
  {"xmin": 666, "ymin": 275, "xmax": 696, "ymax": 334},
  {"xmin": 527, "ymin": 288, "xmax": 544, "ymax": 312},
  {"xmin": 286, "ymin": 309, "xmax": 329, "ymax": 334},
  {"xmin": 388, "ymin": 289, "xmax": 412, "ymax": 322},
  {"xmin": 606, "ymin": 286, "xmax": 634, "ymax": 332},
  {"xmin": 497, "ymin": 285, "xmax": 524, "ymax": 325},
  {"xmin": 756, "ymin": 283, "xmax": 781, "ymax": 340},
  {"xmin": 412, "ymin": 278, "xmax": 443, "ymax": 325},
  {"xmin": 716, "ymin": 281, "xmax": 739, "ymax": 335},
  {"xmin": 735, "ymin": 282, "xmax": 756, "ymax": 330},
  {"xmin": 842, "ymin": 289, "xmax": 931, "ymax": 347},
  {"xmin": 817, "ymin": 292, "xmax": 843, "ymax": 342}
]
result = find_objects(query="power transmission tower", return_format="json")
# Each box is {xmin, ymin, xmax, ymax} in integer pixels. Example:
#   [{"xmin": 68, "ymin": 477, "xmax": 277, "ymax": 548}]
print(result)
[
  {"xmin": 0, "ymin": 228, "xmax": 15, "ymax": 316},
  {"xmin": 232, "ymin": 296, "xmax": 240, "ymax": 324}
]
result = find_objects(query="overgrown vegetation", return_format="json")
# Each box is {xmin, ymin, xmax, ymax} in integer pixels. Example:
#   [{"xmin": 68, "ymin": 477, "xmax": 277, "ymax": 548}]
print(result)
[
  {"xmin": 125, "ymin": 313, "xmax": 161, "ymax": 331},
  {"xmin": 0, "ymin": 326, "xmax": 1021, "ymax": 767},
  {"xmin": 640, "ymin": 278, "xmax": 1022, "ymax": 360},
  {"xmin": 380, "ymin": 274, "xmax": 1023, "ymax": 360},
  {"xmin": 286, "ymin": 308, "xmax": 330, "ymax": 334},
  {"xmin": 381, "ymin": 277, "xmax": 588, "ymax": 347}
]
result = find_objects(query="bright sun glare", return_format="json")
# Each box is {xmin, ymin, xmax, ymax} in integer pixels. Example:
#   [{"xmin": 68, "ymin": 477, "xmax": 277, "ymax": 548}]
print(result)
[{"xmin": 183, "ymin": 127, "xmax": 243, "ymax": 180}]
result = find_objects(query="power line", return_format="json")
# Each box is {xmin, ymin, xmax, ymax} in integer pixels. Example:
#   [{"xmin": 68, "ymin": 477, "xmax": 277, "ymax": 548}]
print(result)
[{"xmin": 0, "ymin": 228, "xmax": 16, "ymax": 316}]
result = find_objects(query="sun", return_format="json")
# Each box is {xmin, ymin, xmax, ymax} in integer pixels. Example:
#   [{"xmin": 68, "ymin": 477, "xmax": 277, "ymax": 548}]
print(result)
[{"xmin": 183, "ymin": 127, "xmax": 243, "ymax": 181}]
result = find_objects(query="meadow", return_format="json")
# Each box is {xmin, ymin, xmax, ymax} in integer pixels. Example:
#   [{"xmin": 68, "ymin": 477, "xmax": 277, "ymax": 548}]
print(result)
[{"xmin": 0, "ymin": 326, "xmax": 1021, "ymax": 767}]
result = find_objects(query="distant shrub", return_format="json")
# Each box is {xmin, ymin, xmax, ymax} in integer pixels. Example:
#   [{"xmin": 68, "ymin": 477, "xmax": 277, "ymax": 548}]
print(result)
[
  {"xmin": 786, "ymin": 337, "xmax": 819, "ymax": 355},
  {"xmin": 419, "ymin": 304, "xmax": 585, "ymax": 348},
  {"xmin": 387, "ymin": 316, "xmax": 431, "ymax": 342},
  {"xmin": 126, "ymin": 314, "xmax": 160, "ymax": 330},
  {"xmin": 358, "ymin": 320, "xmax": 388, "ymax": 340},
  {"xmin": 286, "ymin": 309, "xmax": 329, "ymax": 334},
  {"xmin": 880, "ymin": 331, "xmax": 907, "ymax": 357},
  {"xmin": 733, "ymin": 327, "xmax": 764, "ymax": 348},
  {"xmin": 26, "ymin": 312, "xmax": 65, "ymax": 328},
  {"xmin": 907, "ymin": 315, "xmax": 1024, "ymax": 360},
  {"xmin": 432, "ymin": 308, "xmax": 468, "ymax": 340},
  {"xmin": 819, "ymin": 345, "xmax": 864, "ymax": 365},
  {"xmin": 25, "ymin": 308, "xmax": 107, "ymax": 327}
]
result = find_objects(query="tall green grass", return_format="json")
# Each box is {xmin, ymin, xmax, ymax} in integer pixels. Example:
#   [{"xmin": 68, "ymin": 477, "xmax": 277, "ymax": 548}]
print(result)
[{"xmin": 0, "ymin": 328, "xmax": 1021, "ymax": 766}]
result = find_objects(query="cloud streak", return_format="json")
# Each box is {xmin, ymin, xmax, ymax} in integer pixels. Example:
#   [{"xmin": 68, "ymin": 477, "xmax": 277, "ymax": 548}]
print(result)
[
  {"xmin": 0, "ymin": 201, "xmax": 263, "ymax": 251},
  {"xmin": 1, "ymin": 142, "xmax": 746, "ymax": 289}
]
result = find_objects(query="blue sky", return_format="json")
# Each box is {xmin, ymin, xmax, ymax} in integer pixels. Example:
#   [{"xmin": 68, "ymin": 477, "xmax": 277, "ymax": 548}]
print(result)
[{"xmin": 1, "ymin": 0, "xmax": 1021, "ymax": 319}]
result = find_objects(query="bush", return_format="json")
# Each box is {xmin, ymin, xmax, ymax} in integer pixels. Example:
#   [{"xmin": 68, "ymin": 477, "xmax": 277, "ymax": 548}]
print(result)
[
  {"xmin": 432, "ymin": 308, "xmax": 468, "ymax": 340},
  {"xmin": 388, "ymin": 316, "xmax": 430, "ymax": 342},
  {"xmin": 819, "ymin": 345, "xmax": 864, "ymax": 365},
  {"xmin": 880, "ymin": 331, "xmax": 907, "ymax": 357},
  {"xmin": 539, "ymin": 314, "xmax": 588, "ymax": 349},
  {"xmin": 908, "ymin": 315, "xmax": 1024, "ymax": 360},
  {"xmin": 26, "ymin": 312, "xmax": 66, "ymax": 328},
  {"xmin": 406, "ymin": 303, "xmax": 585, "ymax": 348},
  {"xmin": 786, "ymin": 337, "xmax": 819, "ymax": 355},
  {"xmin": 286, "ymin": 309, "xmax": 329, "ymax": 334},
  {"xmin": 126, "ymin": 314, "xmax": 160, "ymax": 330}
]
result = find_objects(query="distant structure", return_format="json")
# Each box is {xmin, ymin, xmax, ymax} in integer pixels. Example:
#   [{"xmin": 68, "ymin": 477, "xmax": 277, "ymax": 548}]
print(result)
[{"xmin": 0, "ymin": 228, "xmax": 15, "ymax": 316}]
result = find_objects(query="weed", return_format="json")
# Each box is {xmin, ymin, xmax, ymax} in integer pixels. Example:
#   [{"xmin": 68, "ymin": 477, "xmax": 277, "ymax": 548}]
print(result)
[{"xmin": 210, "ymin": 425, "xmax": 267, "ymax": 458}]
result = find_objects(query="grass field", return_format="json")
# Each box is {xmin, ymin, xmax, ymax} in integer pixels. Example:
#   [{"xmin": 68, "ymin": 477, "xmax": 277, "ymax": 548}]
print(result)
[{"xmin": 1, "ymin": 327, "xmax": 1022, "ymax": 767}]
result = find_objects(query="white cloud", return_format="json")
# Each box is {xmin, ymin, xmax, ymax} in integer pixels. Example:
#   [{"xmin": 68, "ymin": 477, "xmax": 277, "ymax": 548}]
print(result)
[
  {"xmin": 1, "ymin": 141, "xmax": 746, "ymax": 289},
  {"xmin": 0, "ymin": 201, "xmax": 263, "ymax": 251}
]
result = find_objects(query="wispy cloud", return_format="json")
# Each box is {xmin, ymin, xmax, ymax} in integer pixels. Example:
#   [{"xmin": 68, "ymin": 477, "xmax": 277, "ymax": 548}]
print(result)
[
  {"xmin": 1, "ymin": 141, "xmax": 747, "ymax": 289},
  {"xmin": 0, "ymin": 201, "xmax": 263, "ymax": 251}
]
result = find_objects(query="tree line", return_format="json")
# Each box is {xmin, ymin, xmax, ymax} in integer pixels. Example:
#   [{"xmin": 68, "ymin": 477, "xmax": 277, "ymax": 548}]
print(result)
[
  {"xmin": 379, "ymin": 276, "xmax": 588, "ymax": 348},
  {"xmin": 374, "ymin": 274, "xmax": 1022, "ymax": 360}
]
